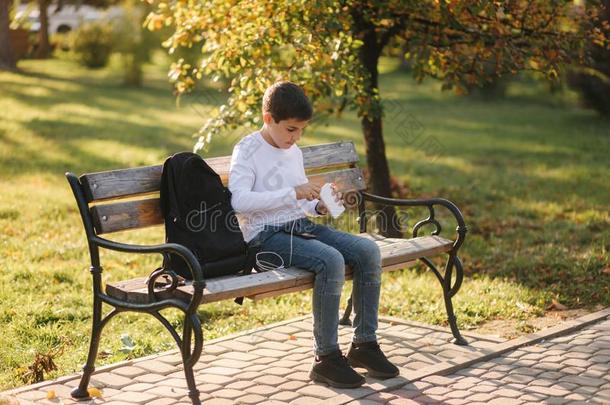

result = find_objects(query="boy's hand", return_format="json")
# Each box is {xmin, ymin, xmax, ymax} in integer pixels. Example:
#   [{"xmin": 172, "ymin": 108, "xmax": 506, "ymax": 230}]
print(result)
[
  {"xmin": 295, "ymin": 182, "xmax": 320, "ymax": 201},
  {"xmin": 315, "ymin": 183, "xmax": 343, "ymax": 215}
]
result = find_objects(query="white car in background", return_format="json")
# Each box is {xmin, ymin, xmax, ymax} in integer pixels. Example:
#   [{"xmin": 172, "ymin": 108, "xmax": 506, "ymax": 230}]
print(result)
[{"xmin": 15, "ymin": 3, "xmax": 121, "ymax": 34}]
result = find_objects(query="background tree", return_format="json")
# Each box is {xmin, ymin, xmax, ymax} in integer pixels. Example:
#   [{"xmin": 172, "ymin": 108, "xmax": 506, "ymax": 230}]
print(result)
[
  {"xmin": 568, "ymin": 0, "xmax": 610, "ymax": 116},
  {"xmin": 0, "ymin": 0, "xmax": 16, "ymax": 70},
  {"xmin": 148, "ymin": 0, "xmax": 608, "ymax": 237},
  {"xmin": 34, "ymin": 0, "xmax": 50, "ymax": 58}
]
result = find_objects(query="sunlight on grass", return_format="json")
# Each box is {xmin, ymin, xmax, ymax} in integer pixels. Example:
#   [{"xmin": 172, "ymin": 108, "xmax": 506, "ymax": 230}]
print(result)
[{"xmin": 0, "ymin": 56, "xmax": 608, "ymax": 390}]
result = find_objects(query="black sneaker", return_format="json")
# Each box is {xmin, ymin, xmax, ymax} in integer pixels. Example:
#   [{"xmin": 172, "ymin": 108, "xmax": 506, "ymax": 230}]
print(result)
[
  {"xmin": 308, "ymin": 350, "xmax": 366, "ymax": 388},
  {"xmin": 346, "ymin": 341, "xmax": 399, "ymax": 379}
]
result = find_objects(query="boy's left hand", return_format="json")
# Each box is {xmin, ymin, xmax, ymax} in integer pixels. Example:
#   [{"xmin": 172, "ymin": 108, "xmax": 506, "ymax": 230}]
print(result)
[{"xmin": 315, "ymin": 183, "xmax": 343, "ymax": 215}]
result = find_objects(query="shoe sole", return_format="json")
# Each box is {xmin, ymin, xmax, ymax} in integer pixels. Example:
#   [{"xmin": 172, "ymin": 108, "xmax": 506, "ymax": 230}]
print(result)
[
  {"xmin": 308, "ymin": 369, "xmax": 365, "ymax": 388},
  {"xmin": 347, "ymin": 358, "xmax": 400, "ymax": 379}
]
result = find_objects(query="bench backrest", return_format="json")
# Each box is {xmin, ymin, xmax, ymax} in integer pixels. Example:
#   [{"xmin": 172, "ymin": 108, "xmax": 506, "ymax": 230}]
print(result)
[{"xmin": 77, "ymin": 141, "xmax": 365, "ymax": 235}]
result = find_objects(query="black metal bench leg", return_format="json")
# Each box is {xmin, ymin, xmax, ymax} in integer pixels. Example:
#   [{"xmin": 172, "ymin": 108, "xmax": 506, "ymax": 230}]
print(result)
[
  {"xmin": 339, "ymin": 292, "xmax": 353, "ymax": 326},
  {"xmin": 71, "ymin": 296, "xmax": 118, "ymax": 400},
  {"xmin": 182, "ymin": 314, "xmax": 202, "ymax": 405},
  {"xmin": 442, "ymin": 254, "xmax": 467, "ymax": 346},
  {"xmin": 443, "ymin": 289, "xmax": 468, "ymax": 346}
]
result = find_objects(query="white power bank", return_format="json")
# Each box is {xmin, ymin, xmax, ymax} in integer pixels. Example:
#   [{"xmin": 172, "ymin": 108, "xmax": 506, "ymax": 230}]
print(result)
[{"xmin": 320, "ymin": 183, "xmax": 345, "ymax": 219}]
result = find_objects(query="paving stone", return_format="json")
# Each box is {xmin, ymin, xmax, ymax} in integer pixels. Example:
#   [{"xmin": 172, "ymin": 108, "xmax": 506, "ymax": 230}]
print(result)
[
  {"xmin": 388, "ymin": 389, "xmax": 420, "ymax": 399},
  {"xmin": 201, "ymin": 366, "xmax": 242, "ymax": 376},
  {"xmin": 224, "ymin": 381, "xmax": 257, "ymax": 391},
  {"xmin": 5, "ymin": 314, "xmax": 610, "ymax": 405},
  {"xmin": 252, "ymin": 356, "xmax": 279, "ymax": 365},
  {"xmin": 488, "ymin": 398, "xmax": 522, "ymax": 405},
  {"xmin": 112, "ymin": 366, "xmax": 148, "ymax": 377},
  {"xmin": 16, "ymin": 390, "xmax": 47, "ymax": 401},
  {"xmin": 532, "ymin": 362, "xmax": 564, "ymax": 372},
  {"xmin": 122, "ymin": 382, "xmax": 156, "ymax": 392},
  {"xmin": 90, "ymin": 372, "xmax": 133, "ymax": 389},
  {"xmin": 216, "ymin": 340, "xmax": 257, "ymax": 352},
  {"xmin": 110, "ymin": 391, "xmax": 158, "ymax": 403},
  {"xmin": 455, "ymin": 368, "xmax": 486, "ymax": 377},
  {"xmin": 145, "ymin": 385, "xmax": 187, "ymax": 398},
  {"xmin": 258, "ymin": 340, "xmax": 298, "ymax": 351},
  {"xmin": 495, "ymin": 388, "xmax": 522, "ymax": 398},
  {"xmin": 518, "ymin": 393, "xmax": 546, "ymax": 401},
  {"xmin": 209, "ymin": 358, "xmax": 251, "ymax": 369},
  {"xmin": 503, "ymin": 374, "xmax": 535, "ymax": 384},
  {"xmin": 590, "ymin": 355, "xmax": 610, "ymax": 363},
  {"xmin": 202, "ymin": 345, "xmax": 231, "ymax": 355},
  {"xmin": 421, "ymin": 375, "xmax": 455, "ymax": 386},
  {"xmin": 290, "ymin": 395, "xmax": 324, "ymax": 404},
  {"xmin": 277, "ymin": 380, "xmax": 308, "ymax": 391},
  {"xmin": 273, "ymin": 325, "xmax": 301, "ymax": 334},
  {"xmin": 467, "ymin": 393, "xmax": 493, "ymax": 402},
  {"xmin": 245, "ymin": 384, "xmax": 280, "ymax": 396},
  {"xmin": 198, "ymin": 383, "xmax": 222, "ymax": 393},
  {"xmin": 289, "ymin": 371, "xmax": 312, "ymax": 382},
  {"xmin": 563, "ymin": 351, "xmax": 593, "ymax": 360},
  {"xmin": 148, "ymin": 398, "xmax": 177, "ymax": 405},
  {"xmin": 565, "ymin": 392, "xmax": 589, "ymax": 401},
  {"xmin": 212, "ymin": 388, "xmax": 246, "ymax": 399},
  {"xmin": 511, "ymin": 367, "xmax": 543, "ymax": 377},
  {"xmin": 298, "ymin": 384, "xmax": 342, "ymax": 399},
  {"xmin": 202, "ymin": 398, "xmax": 234, "ymax": 405},
  {"xmin": 364, "ymin": 392, "xmax": 400, "ymax": 402},
  {"xmin": 236, "ymin": 393, "xmax": 267, "ymax": 404},
  {"xmin": 244, "ymin": 364, "xmax": 269, "ymax": 372},
  {"xmin": 135, "ymin": 360, "xmax": 177, "ymax": 374},
  {"xmin": 525, "ymin": 385, "xmax": 571, "ymax": 397},
  {"xmin": 445, "ymin": 390, "xmax": 470, "ymax": 399},
  {"xmin": 195, "ymin": 373, "xmax": 235, "ymax": 385},
  {"xmin": 562, "ymin": 375, "xmax": 608, "ymax": 387},
  {"xmin": 270, "ymin": 390, "xmax": 301, "ymax": 402},
  {"xmin": 422, "ymin": 386, "xmax": 451, "ymax": 396},
  {"xmin": 562, "ymin": 358, "xmax": 591, "ymax": 368},
  {"xmin": 544, "ymin": 398, "xmax": 570, "ymax": 405}
]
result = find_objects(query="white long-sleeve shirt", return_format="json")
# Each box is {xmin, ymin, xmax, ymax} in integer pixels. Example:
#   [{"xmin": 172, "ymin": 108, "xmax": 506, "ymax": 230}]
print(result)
[{"xmin": 228, "ymin": 130, "xmax": 320, "ymax": 242}]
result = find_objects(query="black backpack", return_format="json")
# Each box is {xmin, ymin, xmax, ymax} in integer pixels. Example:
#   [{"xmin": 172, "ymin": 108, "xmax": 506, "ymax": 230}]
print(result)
[{"xmin": 159, "ymin": 152, "xmax": 258, "ymax": 299}]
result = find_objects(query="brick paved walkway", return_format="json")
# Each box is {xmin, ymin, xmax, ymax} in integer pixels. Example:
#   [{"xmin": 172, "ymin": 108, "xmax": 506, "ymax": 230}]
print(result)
[{"xmin": 2, "ymin": 310, "xmax": 609, "ymax": 404}]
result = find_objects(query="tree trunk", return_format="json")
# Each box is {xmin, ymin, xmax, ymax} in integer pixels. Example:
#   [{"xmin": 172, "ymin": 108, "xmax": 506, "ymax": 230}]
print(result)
[
  {"xmin": 358, "ymin": 26, "xmax": 402, "ymax": 238},
  {"xmin": 0, "ymin": 0, "xmax": 16, "ymax": 70},
  {"xmin": 35, "ymin": 0, "xmax": 50, "ymax": 59}
]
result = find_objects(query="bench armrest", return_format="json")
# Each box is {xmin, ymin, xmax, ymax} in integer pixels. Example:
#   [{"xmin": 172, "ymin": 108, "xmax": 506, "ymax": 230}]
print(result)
[
  {"xmin": 361, "ymin": 191, "xmax": 467, "ymax": 250},
  {"xmin": 91, "ymin": 236, "xmax": 205, "ymax": 289}
]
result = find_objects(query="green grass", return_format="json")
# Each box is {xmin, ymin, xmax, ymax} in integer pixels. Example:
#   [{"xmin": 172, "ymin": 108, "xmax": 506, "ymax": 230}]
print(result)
[{"xmin": 0, "ymin": 55, "xmax": 608, "ymax": 390}]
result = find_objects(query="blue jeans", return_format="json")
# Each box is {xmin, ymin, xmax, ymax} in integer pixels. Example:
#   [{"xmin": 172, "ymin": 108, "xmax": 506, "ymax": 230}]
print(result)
[{"xmin": 248, "ymin": 217, "xmax": 382, "ymax": 356}]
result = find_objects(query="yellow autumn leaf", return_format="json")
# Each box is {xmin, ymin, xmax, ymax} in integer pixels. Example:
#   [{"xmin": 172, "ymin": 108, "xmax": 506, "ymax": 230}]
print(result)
[
  {"xmin": 87, "ymin": 387, "xmax": 103, "ymax": 398},
  {"xmin": 46, "ymin": 390, "xmax": 56, "ymax": 400}
]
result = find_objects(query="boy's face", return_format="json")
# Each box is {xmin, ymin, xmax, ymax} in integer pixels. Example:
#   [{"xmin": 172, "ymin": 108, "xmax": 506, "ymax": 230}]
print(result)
[{"xmin": 262, "ymin": 112, "xmax": 309, "ymax": 149}]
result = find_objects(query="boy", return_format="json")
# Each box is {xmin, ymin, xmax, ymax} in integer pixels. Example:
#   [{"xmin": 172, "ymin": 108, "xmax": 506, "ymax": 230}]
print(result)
[{"xmin": 228, "ymin": 81, "xmax": 399, "ymax": 388}]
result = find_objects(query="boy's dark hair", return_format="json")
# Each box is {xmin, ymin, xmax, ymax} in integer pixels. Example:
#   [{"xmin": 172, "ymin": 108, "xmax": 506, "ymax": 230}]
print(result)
[{"xmin": 262, "ymin": 81, "xmax": 313, "ymax": 122}]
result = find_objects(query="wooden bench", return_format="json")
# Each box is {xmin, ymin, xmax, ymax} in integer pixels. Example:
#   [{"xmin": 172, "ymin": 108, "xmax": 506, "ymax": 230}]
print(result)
[{"xmin": 65, "ymin": 141, "xmax": 468, "ymax": 405}]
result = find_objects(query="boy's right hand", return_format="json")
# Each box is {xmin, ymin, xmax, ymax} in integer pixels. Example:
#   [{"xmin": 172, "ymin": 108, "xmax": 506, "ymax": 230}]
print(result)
[{"xmin": 295, "ymin": 182, "xmax": 320, "ymax": 201}]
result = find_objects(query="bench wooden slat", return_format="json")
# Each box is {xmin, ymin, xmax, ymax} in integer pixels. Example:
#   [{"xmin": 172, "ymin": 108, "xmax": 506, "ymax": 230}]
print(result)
[
  {"xmin": 90, "ymin": 167, "xmax": 365, "ymax": 234},
  {"xmin": 81, "ymin": 141, "xmax": 359, "ymax": 202},
  {"xmin": 105, "ymin": 235, "xmax": 453, "ymax": 304},
  {"xmin": 247, "ymin": 260, "xmax": 418, "ymax": 301}
]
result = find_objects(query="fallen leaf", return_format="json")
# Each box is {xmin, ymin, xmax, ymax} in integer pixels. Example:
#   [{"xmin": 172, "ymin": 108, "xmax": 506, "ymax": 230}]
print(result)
[
  {"xmin": 547, "ymin": 299, "xmax": 568, "ymax": 311},
  {"xmin": 602, "ymin": 267, "xmax": 610, "ymax": 275},
  {"xmin": 288, "ymin": 335, "xmax": 297, "ymax": 340},
  {"xmin": 46, "ymin": 390, "xmax": 56, "ymax": 400},
  {"xmin": 87, "ymin": 387, "xmax": 103, "ymax": 398}
]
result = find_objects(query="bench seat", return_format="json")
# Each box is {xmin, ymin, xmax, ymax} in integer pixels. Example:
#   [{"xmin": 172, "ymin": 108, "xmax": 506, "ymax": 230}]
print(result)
[{"xmin": 106, "ymin": 234, "xmax": 453, "ymax": 305}]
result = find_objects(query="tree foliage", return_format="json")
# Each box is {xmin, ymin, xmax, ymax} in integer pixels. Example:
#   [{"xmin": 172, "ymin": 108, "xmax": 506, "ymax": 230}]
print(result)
[{"xmin": 147, "ymin": 0, "xmax": 607, "ymax": 149}]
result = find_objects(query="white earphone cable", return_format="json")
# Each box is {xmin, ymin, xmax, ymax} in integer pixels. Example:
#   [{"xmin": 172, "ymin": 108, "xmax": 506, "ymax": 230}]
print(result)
[{"xmin": 254, "ymin": 220, "xmax": 297, "ymax": 271}]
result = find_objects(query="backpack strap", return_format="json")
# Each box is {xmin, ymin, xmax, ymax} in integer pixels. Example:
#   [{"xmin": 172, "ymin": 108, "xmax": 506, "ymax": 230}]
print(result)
[{"xmin": 233, "ymin": 243, "xmax": 262, "ymax": 305}]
